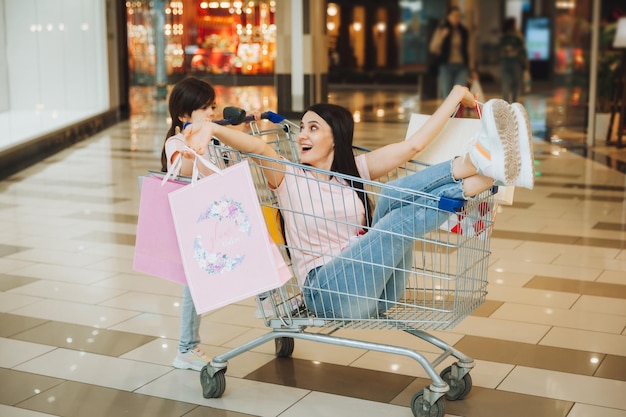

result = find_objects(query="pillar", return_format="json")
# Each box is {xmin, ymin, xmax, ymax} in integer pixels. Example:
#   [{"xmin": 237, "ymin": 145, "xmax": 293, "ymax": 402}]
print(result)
[{"xmin": 275, "ymin": 0, "xmax": 328, "ymax": 116}]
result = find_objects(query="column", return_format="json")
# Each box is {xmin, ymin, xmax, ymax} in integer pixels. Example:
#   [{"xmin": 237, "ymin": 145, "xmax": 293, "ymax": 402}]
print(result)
[{"xmin": 275, "ymin": 0, "xmax": 328, "ymax": 116}]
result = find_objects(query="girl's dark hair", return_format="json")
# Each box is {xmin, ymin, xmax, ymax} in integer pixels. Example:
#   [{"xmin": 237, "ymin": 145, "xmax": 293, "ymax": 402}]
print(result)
[
  {"xmin": 304, "ymin": 103, "xmax": 373, "ymax": 227},
  {"xmin": 160, "ymin": 77, "xmax": 216, "ymax": 171}
]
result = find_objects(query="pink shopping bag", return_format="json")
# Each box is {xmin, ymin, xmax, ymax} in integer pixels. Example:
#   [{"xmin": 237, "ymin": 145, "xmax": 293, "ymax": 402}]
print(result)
[
  {"xmin": 168, "ymin": 160, "xmax": 292, "ymax": 314},
  {"xmin": 133, "ymin": 175, "xmax": 188, "ymax": 284}
]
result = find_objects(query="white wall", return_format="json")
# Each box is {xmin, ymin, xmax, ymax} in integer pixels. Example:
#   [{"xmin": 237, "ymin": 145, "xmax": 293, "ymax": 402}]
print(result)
[
  {"xmin": 0, "ymin": 0, "xmax": 9, "ymax": 111},
  {"xmin": 4, "ymin": 0, "xmax": 108, "ymax": 112}
]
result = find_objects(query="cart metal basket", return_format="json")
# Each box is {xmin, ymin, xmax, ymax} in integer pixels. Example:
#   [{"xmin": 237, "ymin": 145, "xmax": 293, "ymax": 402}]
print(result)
[{"xmin": 198, "ymin": 113, "xmax": 495, "ymax": 417}]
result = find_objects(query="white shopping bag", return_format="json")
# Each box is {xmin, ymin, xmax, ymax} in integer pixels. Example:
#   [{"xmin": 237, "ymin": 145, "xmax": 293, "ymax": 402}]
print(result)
[{"xmin": 405, "ymin": 113, "xmax": 515, "ymax": 206}]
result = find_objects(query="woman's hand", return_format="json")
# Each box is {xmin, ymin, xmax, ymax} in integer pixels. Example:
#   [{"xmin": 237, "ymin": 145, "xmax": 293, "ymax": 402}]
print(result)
[
  {"xmin": 451, "ymin": 85, "xmax": 476, "ymax": 108},
  {"xmin": 183, "ymin": 121, "xmax": 214, "ymax": 157}
]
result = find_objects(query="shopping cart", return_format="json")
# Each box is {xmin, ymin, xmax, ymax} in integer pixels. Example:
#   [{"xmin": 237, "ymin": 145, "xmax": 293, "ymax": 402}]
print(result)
[{"xmin": 199, "ymin": 109, "xmax": 495, "ymax": 417}]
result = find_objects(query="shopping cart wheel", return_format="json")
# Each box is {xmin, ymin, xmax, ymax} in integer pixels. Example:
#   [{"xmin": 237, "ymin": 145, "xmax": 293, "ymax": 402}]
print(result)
[
  {"xmin": 410, "ymin": 390, "xmax": 446, "ymax": 417},
  {"xmin": 200, "ymin": 366, "xmax": 226, "ymax": 398},
  {"xmin": 439, "ymin": 365, "xmax": 472, "ymax": 401},
  {"xmin": 275, "ymin": 337, "xmax": 294, "ymax": 357}
]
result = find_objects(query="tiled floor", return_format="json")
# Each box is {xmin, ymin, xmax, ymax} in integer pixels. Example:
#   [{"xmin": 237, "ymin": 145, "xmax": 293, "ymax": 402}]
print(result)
[{"xmin": 1, "ymin": 83, "xmax": 626, "ymax": 417}]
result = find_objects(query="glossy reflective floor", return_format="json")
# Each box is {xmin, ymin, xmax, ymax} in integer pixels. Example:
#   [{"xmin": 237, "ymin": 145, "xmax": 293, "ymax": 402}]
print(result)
[{"xmin": 1, "ymin": 82, "xmax": 625, "ymax": 417}]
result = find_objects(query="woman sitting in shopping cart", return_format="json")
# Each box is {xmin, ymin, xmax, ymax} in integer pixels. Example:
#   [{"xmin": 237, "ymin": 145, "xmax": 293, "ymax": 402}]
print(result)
[{"xmin": 181, "ymin": 84, "xmax": 533, "ymax": 320}]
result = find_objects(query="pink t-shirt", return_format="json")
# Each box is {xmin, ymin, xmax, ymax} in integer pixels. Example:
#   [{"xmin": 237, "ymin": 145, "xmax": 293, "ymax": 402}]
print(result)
[{"xmin": 275, "ymin": 155, "xmax": 370, "ymax": 285}]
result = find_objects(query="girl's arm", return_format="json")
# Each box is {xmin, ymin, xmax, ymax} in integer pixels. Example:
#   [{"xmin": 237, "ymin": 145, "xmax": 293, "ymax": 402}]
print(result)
[
  {"xmin": 185, "ymin": 121, "xmax": 286, "ymax": 188},
  {"xmin": 363, "ymin": 85, "xmax": 476, "ymax": 180}
]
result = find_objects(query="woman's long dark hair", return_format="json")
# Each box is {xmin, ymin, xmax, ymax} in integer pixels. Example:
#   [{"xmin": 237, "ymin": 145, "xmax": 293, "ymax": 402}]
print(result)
[
  {"xmin": 305, "ymin": 103, "xmax": 373, "ymax": 227},
  {"xmin": 160, "ymin": 77, "xmax": 216, "ymax": 172}
]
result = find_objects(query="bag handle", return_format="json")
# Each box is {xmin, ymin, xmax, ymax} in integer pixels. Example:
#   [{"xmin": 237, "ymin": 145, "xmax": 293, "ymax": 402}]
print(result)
[
  {"xmin": 453, "ymin": 102, "xmax": 482, "ymax": 119},
  {"xmin": 163, "ymin": 136, "xmax": 224, "ymax": 186}
]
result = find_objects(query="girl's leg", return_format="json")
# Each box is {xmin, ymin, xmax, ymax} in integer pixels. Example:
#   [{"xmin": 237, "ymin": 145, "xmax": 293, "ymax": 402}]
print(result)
[
  {"xmin": 303, "ymin": 180, "xmax": 464, "ymax": 320},
  {"xmin": 178, "ymin": 285, "xmax": 201, "ymax": 353}
]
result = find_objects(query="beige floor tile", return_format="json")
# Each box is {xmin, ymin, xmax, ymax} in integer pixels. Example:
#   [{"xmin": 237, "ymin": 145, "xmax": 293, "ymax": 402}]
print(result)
[
  {"xmin": 12, "ymin": 299, "xmax": 140, "ymax": 328},
  {"xmin": 11, "ymin": 263, "xmax": 116, "ymax": 285},
  {"xmin": 540, "ymin": 327, "xmax": 626, "ymax": 356},
  {"xmin": 597, "ymin": 269, "xmax": 626, "ymax": 285},
  {"xmin": 448, "ymin": 316, "xmax": 550, "ymax": 344},
  {"xmin": 99, "ymin": 291, "xmax": 182, "ymax": 316},
  {"xmin": 0, "ymin": 404, "xmax": 58, "ymax": 417},
  {"xmin": 93, "ymin": 273, "xmax": 183, "ymax": 295},
  {"xmin": 0, "ymin": 258, "xmax": 32, "ymax": 274},
  {"xmin": 486, "ymin": 283, "xmax": 578, "ymax": 308},
  {"xmin": 14, "ymin": 348, "xmax": 171, "ymax": 391},
  {"xmin": 489, "ymin": 259, "xmax": 602, "ymax": 281},
  {"xmin": 498, "ymin": 366, "xmax": 626, "ymax": 409},
  {"xmin": 279, "ymin": 391, "xmax": 411, "ymax": 417},
  {"xmin": 0, "ymin": 292, "xmax": 43, "ymax": 313},
  {"xmin": 5, "ymin": 248, "xmax": 107, "ymax": 268},
  {"xmin": 136, "ymin": 369, "xmax": 310, "ymax": 417},
  {"xmin": 0, "ymin": 338, "xmax": 56, "ymax": 368},
  {"xmin": 490, "ymin": 303, "xmax": 626, "ymax": 333},
  {"xmin": 8, "ymin": 280, "xmax": 126, "ymax": 304},
  {"xmin": 571, "ymin": 295, "xmax": 626, "ymax": 316},
  {"xmin": 486, "ymin": 269, "xmax": 534, "ymax": 287},
  {"xmin": 567, "ymin": 404, "xmax": 626, "ymax": 417},
  {"xmin": 552, "ymin": 254, "xmax": 626, "ymax": 271}
]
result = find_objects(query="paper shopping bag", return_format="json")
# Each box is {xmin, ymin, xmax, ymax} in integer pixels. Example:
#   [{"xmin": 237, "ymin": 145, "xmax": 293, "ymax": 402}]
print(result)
[
  {"xmin": 405, "ymin": 113, "xmax": 516, "ymax": 205},
  {"xmin": 133, "ymin": 175, "xmax": 188, "ymax": 284},
  {"xmin": 405, "ymin": 113, "xmax": 481, "ymax": 164},
  {"xmin": 168, "ymin": 160, "xmax": 291, "ymax": 314}
]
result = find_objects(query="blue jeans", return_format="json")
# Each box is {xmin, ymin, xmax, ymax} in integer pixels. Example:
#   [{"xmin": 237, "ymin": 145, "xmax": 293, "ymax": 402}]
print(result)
[
  {"xmin": 178, "ymin": 285, "xmax": 201, "ymax": 353},
  {"xmin": 500, "ymin": 58, "xmax": 522, "ymax": 103},
  {"xmin": 438, "ymin": 63, "xmax": 469, "ymax": 98},
  {"xmin": 302, "ymin": 160, "xmax": 465, "ymax": 319}
]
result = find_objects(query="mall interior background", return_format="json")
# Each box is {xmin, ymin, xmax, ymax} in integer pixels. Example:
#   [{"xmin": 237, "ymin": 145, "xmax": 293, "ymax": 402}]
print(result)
[{"xmin": 0, "ymin": 0, "xmax": 625, "ymax": 178}]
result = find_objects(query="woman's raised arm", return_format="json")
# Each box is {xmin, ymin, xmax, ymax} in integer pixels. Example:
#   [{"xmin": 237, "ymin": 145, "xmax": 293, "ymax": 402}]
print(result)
[{"xmin": 363, "ymin": 85, "xmax": 476, "ymax": 180}]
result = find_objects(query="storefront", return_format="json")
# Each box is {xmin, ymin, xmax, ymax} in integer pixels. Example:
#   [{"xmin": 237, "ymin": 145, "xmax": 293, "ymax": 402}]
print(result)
[{"xmin": 126, "ymin": 0, "xmax": 277, "ymax": 85}]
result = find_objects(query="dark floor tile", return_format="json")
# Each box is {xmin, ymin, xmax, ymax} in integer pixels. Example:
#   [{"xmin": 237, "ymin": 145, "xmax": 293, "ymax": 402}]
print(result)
[
  {"xmin": 0, "ymin": 313, "xmax": 48, "ymax": 337},
  {"xmin": 470, "ymin": 300, "xmax": 503, "ymax": 317},
  {"xmin": 491, "ymin": 230, "xmax": 578, "ymax": 244},
  {"xmin": 244, "ymin": 357, "xmax": 415, "ymax": 403},
  {"xmin": 547, "ymin": 192, "xmax": 624, "ymax": 202},
  {"xmin": 11, "ymin": 321, "xmax": 156, "ymax": 357},
  {"xmin": 0, "ymin": 244, "xmax": 30, "ymax": 257},
  {"xmin": 0, "ymin": 368, "xmax": 64, "ymax": 405},
  {"xmin": 453, "ymin": 336, "xmax": 603, "ymax": 376},
  {"xmin": 72, "ymin": 231, "xmax": 136, "ymax": 246},
  {"xmin": 525, "ymin": 276, "xmax": 626, "ymax": 299},
  {"xmin": 184, "ymin": 406, "xmax": 259, "ymax": 417},
  {"xmin": 593, "ymin": 221, "xmax": 626, "ymax": 231},
  {"xmin": 0, "ymin": 274, "xmax": 39, "ymax": 291},
  {"xmin": 392, "ymin": 378, "xmax": 573, "ymax": 417},
  {"xmin": 66, "ymin": 211, "xmax": 138, "ymax": 224},
  {"xmin": 509, "ymin": 201, "xmax": 534, "ymax": 209},
  {"xmin": 594, "ymin": 355, "xmax": 626, "ymax": 382},
  {"xmin": 573, "ymin": 236, "xmax": 626, "ymax": 249},
  {"xmin": 16, "ymin": 380, "xmax": 197, "ymax": 417}
]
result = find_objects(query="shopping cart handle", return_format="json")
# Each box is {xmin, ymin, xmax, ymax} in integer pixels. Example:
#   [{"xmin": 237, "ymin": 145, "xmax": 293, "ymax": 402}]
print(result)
[{"xmin": 215, "ymin": 107, "xmax": 286, "ymax": 125}]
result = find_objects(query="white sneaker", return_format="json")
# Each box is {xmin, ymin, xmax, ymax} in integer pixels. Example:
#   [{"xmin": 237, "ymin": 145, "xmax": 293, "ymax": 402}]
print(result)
[
  {"xmin": 511, "ymin": 102, "xmax": 535, "ymax": 189},
  {"xmin": 173, "ymin": 347, "xmax": 209, "ymax": 371},
  {"xmin": 469, "ymin": 99, "xmax": 520, "ymax": 186}
]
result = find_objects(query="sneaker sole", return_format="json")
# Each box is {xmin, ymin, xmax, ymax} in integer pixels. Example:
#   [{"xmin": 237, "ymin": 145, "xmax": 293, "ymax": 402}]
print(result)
[
  {"xmin": 482, "ymin": 99, "xmax": 520, "ymax": 185},
  {"xmin": 173, "ymin": 358, "xmax": 204, "ymax": 371},
  {"xmin": 512, "ymin": 103, "xmax": 534, "ymax": 189}
]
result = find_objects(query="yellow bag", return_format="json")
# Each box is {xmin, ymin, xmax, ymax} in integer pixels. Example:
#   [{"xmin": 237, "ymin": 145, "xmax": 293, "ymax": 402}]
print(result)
[{"xmin": 262, "ymin": 206, "xmax": 285, "ymax": 245}]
